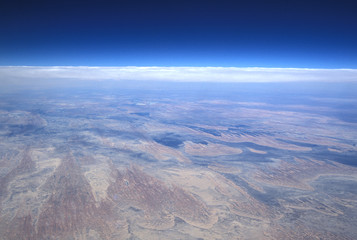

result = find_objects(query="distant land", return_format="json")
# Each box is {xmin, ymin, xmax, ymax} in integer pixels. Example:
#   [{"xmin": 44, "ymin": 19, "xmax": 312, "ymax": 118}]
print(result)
[{"xmin": 0, "ymin": 67, "xmax": 356, "ymax": 239}]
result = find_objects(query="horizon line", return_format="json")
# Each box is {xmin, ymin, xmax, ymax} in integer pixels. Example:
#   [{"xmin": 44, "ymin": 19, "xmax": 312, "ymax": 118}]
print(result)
[
  {"xmin": 1, "ymin": 65, "xmax": 357, "ymax": 70},
  {"xmin": 1, "ymin": 66, "xmax": 357, "ymax": 83}
]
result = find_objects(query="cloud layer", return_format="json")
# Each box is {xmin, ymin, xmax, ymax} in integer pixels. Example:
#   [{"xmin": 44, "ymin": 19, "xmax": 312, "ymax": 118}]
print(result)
[{"xmin": 1, "ymin": 66, "xmax": 357, "ymax": 82}]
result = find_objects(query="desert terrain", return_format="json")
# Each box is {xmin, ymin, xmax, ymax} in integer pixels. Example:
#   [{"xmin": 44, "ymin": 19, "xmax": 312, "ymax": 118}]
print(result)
[{"xmin": 0, "ymin": 81, "xmax": 356, "ymax": 239}]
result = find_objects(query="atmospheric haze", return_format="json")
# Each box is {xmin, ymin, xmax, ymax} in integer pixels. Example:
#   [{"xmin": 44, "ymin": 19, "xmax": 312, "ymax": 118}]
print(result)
[{"xmin": 0, "ymin": 67, "xmax": 357, "ymax": 239}]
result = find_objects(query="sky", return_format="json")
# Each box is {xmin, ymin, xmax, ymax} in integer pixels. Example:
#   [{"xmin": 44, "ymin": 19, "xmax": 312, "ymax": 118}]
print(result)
[{"xmin": 1, "ymin": 0, "xmax": 357, "ymax": 68}]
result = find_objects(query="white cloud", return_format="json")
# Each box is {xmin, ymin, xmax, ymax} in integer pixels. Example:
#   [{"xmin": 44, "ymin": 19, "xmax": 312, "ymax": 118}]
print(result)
[{"xmin": 0, "ymin": 66, "xmax": 356, "ymax": 82}]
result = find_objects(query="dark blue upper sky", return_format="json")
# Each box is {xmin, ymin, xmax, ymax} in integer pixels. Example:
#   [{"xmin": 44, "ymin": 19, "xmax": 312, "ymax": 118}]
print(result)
[{"xmin": 1, "ymin": 0, "xmax": 357, "ymax": 68}]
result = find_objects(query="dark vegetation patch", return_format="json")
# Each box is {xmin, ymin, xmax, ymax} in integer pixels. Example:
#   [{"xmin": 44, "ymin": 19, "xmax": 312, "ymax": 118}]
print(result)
[
  {"xmin": 174, "ymin": 216, "xmax": 186, "ymax": 224},
  {"xmin": 227, "ymin": 127, "xmax": 271, "ymax": 137},
  {"xmin": 6, "ymin": 124, "xmax": 44, "ymax": 137},
  {"xmin": 231, "ymin": 124, "xmax": 250, "ymax": 128},
  {"xmin": 226, "ymin": 142, "xmax": 275, "ymax": 152},
  {"xmin": 107, "ymin": 115, "xmax": 137, "ymax": 122},
  {"xmin": 153, "ymin": 133, "xmax": 183, "ymax": 148},
  {"xmin": 301, "ymin": 149, "xmax": 357, "ymax": 167},
  {"xmin": 186, "ymin": 125, "xmax": 221, "ymax": 136},
  {"xmin": 312, "ymin": 176, "xmax": 357, "ymax": 196},
  {"xmin": 276, "ymin": 138, "xmax": 318, "ymax": 148},
  {"xmin": 192, "ymin": 140, "xmax": 208, "ymax": 145},
  {"xmin": 221, "ymin": 153, "xmax": 274, "ymax": 163},
  {"xmin": 129, "ymin": 206, "xmax": 141, "ymax": 212},
  {"xmin": 191, "ymin": 151, "xmax": 274, "ymax": 167},
  {"xmin": 131, "ymin": 112, "xmax": 150, "ymax": 117},
  {"xmin": 130, "ymin": 152, "xmax": 158, "ymax": 163},
  {"xmin": 323, "ymin": 153, "xmax": 357, "ymax": 167},
  {"xmin": 223, "ymin": 173, "xmax": 280, "ymax": 207}
]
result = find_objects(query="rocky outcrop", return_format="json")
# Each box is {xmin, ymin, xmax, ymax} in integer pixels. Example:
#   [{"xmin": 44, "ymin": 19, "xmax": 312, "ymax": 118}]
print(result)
[{"xmin": 108, "ymin": 166, "xmax": 215, "ymax": 230}]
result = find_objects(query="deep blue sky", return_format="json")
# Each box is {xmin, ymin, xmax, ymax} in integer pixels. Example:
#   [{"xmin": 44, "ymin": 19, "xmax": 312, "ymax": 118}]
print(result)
[{"xmin": 1, "ymin": 0, "xmax": 357, "ymax": 68}]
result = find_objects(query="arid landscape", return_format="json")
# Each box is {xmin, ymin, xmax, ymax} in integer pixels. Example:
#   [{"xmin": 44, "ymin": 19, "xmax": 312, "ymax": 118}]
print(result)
[{"xmin": 0, "ymin": 81, "xmax": 357, "ymax": 239}]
